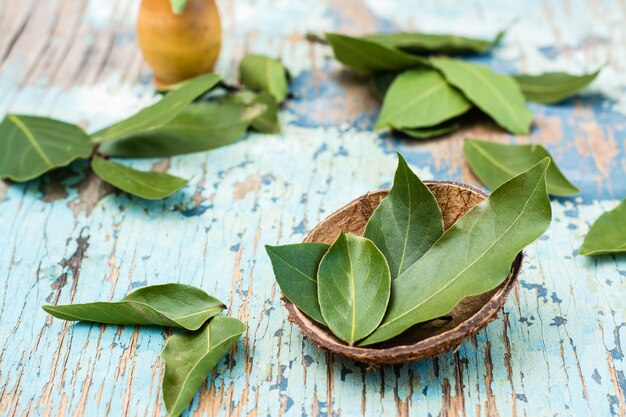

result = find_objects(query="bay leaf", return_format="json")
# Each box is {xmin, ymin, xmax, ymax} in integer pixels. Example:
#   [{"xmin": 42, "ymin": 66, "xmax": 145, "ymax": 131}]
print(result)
[
  {"xmin": 464, "ymin": 139, "xmax": 579, "ymax": 196},
  {"xmin": 513, "ymin": 69, "xmax": 601, "ymax": 104},
  {"xmin": 222, "ymin": 90, "xmax": 257, "ymax": 105},
  {"xmin": 43, "ymin": 283, "xmax": 225, "ymax": 330},
  {"xmin": 359, "ymin": 159, "xmax": 551, "ymax": 346},
  {"xmin": 325, "ymin": 33, "xmax": 428, "ymax": 74},
  {"xmin": 239, "ymin": 54, "xmax": 289, "ymax": 102},
  {"xmin": 317, "ymin": 233, "xmax": 391, "ymax": 345},
  {"xmin": 161, "ymin": 317, "xmax": 246, "ymax": 417},
  {"xmin": 91, "ymin": 73, "xmax": 220, "ymax": 143},
  {"xmin": 431, "ymin": 57, "xmax": 533, "ymax": 134},
  {"xmin": 580, "ymin": 199, "xmax": 626, "ymax": 255},
  {"xmin": 375, "ymin": 68, "xmax": 471, "ymax": 129},
  {"xmin": 226, "ymin": 90, "xmax": 281, "ymax": 133},
  {"xmin": 91, "ymin": 156, "xmax": 188, "ymax": 200},
  {"xmin": 363, "ymin": 30, "xmax": 504, "ymax": 55},
  {"xmin": 0, "ymin": 115, "xmax": 93, "ymax": 182},
  {"xmin": 99, "ymin": 102, "xmax": 260, "ymax": 158},
  {"xmin": 265, "ymin": 243, "xmax": 328, "ymax": 325},
  {"xmin": 170, "ymin": 0, "xmax": 188, "ymax": 14},
  {"xmin": 364, "ymin": 152, "xmax": 443, "ymax": 279},
  {"xmin": 397, "ymin": 122, "xmax": 459, "ymax": 139},
  {"xmin": 249, "ymin": 92, "xmax": 280, "ymax": 133}
]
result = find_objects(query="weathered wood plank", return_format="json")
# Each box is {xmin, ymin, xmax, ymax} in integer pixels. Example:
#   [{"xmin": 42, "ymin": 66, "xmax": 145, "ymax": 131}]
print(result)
[{"xmin": 0, "ymin": 0, "xmax": 624, "ymax": 416}]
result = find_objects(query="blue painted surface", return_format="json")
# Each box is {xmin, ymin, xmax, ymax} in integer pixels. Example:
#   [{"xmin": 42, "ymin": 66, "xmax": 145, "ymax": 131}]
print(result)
[{"xmin": 0, "ymin": 0, "xmax": 624, "ymax": 416}]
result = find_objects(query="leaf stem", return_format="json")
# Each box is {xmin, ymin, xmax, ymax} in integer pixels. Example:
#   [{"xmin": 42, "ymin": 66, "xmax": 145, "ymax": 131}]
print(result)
[{"xmin": 305, "ymin": 32, "xmax": 328, "ymax": 45}]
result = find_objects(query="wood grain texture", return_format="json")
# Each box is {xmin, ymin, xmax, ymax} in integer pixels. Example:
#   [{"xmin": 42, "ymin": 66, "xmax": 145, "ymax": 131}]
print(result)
[{"xmin": 0, "ymin": 0, "xmax": 624, "ymax": 416}]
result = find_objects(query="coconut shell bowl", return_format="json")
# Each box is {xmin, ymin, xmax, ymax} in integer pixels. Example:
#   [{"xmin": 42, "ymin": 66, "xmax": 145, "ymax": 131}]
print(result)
[{"xmin": 283, "ymin": 181, "xmax": 523, "ymax": 365}]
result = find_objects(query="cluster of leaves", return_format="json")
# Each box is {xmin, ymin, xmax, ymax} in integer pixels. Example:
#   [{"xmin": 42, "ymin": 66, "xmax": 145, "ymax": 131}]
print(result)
[
  {"xmin": 324, "ymin": 30, "xmax": 623, "ymax": 256},
  {"xmin": 267, "ymin": 152, "xmax": 552, "ymax": 346},
  {"xmin": 0, "ymin": 54, "xmax": 289, "ymax": 200},
  {"xmin": 43, "ymin": 284, "xmax": 245, "ymax": 417},
  {"xmin": 322, "ymin": 31, "xmax": 600, "ymax": 137}
]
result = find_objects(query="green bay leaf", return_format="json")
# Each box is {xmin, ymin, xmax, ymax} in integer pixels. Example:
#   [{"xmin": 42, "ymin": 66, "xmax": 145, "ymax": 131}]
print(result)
[
  {"xmin": 580, "ymin": 199, "xmax": 626, "ymax": 256},
  {"xmin": 464, "ymin": 139, "xmax": 579, "ymax": 196},
  {"xmin": 99, "ymin": 102, "xmax": 258, "ymax": 158},
  {"xmin": 431, "ymin": 57, "xmax": 533, "ymax": 134},
  {"xmin": 364, "ymin": 152, "xmax": 443, "ymax": 279},
  {"xmin": 359, "ymin": 159, "xmax": 551, "ymax": 346},
  {"xmin": 326, "ymin": 33, "xmax": 428, "ymax": 74},
  {"xmin": 265, "ymin": 243, "xmax": 329, "ymax": 325},
  {"xmin": 91, "ymin": 156, "xmax": 188, "ymax": 200},
  {"xmin": 91, "ymin": 73, "xmax": 220, "ymax": 143},
  {"xmin": 513, "ymin": 69, "xmax": 601, "ymax": 104},
  {"xmin": 376, "ymin": 68, "xmax": 471, "ymax": 129},
  {"xmin": 222, "ymin": 90, "xmax": 280, "ymax": 133},
  {"xmin": 170, "ymin": 0, "xmax": 188, "ymax": 14},
  {"xmin": 318, "ymin": 233, "xmax": 391, "ymax": 345},
  {"xmin": 396, "ymin": 122, "xmax": 459, "ymax": 139},
  {"xmin": 0, "ymin": 115, "xmax": 93, "ymax": 182},
  {"xmin": 363, "ymin": 30, "xmax": 504, "ymax": 55},
  {"xmin": 161, "ymin": 317, "xmax": 246, "ymax": 417},
  {"xmin": 249, "ymin": 92, "xmax": 281, "ymax": 133},
  {"xmin": 43, "ymin": 283, "xmax": 225, "ymax": 330},
  {"xmin": 239, "ymin": 54, "xmax": 289, "ymax": 103}
]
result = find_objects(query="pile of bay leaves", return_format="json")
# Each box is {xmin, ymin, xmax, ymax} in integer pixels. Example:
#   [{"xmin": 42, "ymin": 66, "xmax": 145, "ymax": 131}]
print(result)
[
  {"xmin": 322, "ymin": 31, "xmax": 600, "ymax": 137},
  {"xmin": 43, "ymin": 283, "xmax": 244, "ymax": 417},
  {"xmin": 0, "ymin": 54, "xmax": 289, "ymax": 200},
  {"xmin": 267, "ymin": 151, "xmax": 552, "ymax": 347}
]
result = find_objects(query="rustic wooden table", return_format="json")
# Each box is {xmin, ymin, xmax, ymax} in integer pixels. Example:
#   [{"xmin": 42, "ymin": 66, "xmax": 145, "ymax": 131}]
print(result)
[{"xmin": 0, "ymin": 0, "xmax": 624, "ymax": 416}]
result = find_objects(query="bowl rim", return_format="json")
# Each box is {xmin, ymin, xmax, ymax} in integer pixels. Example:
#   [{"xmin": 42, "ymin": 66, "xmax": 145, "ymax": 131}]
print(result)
[{"xmin": 283, "ymin": 180, "xmax": 523, "ymax": 364}]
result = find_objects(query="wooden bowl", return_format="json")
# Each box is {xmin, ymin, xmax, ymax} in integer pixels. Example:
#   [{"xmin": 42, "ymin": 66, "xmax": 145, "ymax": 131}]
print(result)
[{"xmin": 284, "ymin": 181, "xmax": 522, "ymax": 365}]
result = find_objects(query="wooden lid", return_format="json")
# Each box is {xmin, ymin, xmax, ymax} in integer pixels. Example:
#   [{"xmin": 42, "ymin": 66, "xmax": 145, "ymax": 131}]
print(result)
[{"xmin": 283, "ymin": 181, "xmax": 522, "ymax": 365}]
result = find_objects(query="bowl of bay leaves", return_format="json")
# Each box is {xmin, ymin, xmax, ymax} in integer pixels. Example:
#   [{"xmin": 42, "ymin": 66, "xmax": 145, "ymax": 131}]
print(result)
[{"xmin": 266, "ymin": 151, "xmax": 551, "ymax": 364}]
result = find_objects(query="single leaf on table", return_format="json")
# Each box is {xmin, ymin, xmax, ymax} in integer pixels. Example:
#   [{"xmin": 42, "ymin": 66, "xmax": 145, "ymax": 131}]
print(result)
[
  {"xmin": 317, "ymin": 233, "xmax": 391, "ymax": 345},
  {"xmin": 431, "ymin": 57, "xmax": 533, "ymax": 134},
  {"xmin": 0, "ymin": 115, "xmax": 93, "ymax": 182},
  {"xmin": 170, "ymin": 0, "xmax": 188, "ymax": 14},
  {"xmin": 363, "ymin": 30, "xmax": 504, "ymax": 55},
  {"xmin": 513, "ymin": 69, "xmax": 601, "ymax": 104},
  {"xmin": 99, "ymin": 102, "xmax": 261, "ymax": 158},
  {"xmin": 239, "ymin": 54, "xmax": 289, "ymax": 102},
  {"xmin": 359, "ymin": 159, "xmax": 552, "ymax": 346},
  {"xmin": 325, "ymin": 33, "xmax": 429, "ymax": 74},
  {"xmin": 464, "ymin": 139, "xmax": 579, "ymax": 196},
  {"xmin": 90, "ymin": 73, "xmax": 221, "ymax": 143},
  {"xmin": 265, "ymin": 243, "xmax": 329, "ymax": 325},
  {"xmin": 397, "ymin": 122, "xmax": 459, "ymax": 139},
  {"xmin": 42, "ymin": 283, "xmax": 225, "ymax": 330},
  {"xmin": 364, "ymin": 152, "xmax": 444, "ymax": 279},
  {"xmin": 91, "ymin": 156, "xmax": 188, "ymax": 200},
  {"xmin": 580, "ymin": 199, "xmax": 626, "ymax": 256},
  {"xmin": 161, "ymin": 317, "xmax": 246, "ymax": 417},
  {"xmin": 375, "ymin": 68, "xmax": 471, "ymax": 129}
]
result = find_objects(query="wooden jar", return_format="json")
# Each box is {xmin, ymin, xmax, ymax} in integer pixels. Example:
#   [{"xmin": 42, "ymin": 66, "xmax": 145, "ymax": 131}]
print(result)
[{"xmin": 137, "ymin": 0, "xmax": 221, "ymax": 87}]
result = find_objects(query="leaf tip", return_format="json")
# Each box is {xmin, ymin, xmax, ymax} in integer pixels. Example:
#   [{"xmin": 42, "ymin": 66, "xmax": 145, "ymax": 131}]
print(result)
[{"xmin": 394, "ymin": 149, "xmax": 407, "ymax": 162}]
